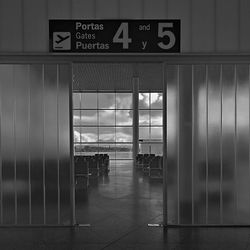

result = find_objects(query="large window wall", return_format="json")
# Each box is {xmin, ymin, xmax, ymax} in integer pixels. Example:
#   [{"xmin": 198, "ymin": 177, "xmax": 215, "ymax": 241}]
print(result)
[
  {"xmin": 73, "ymin": 92, "xmax": 133, "ymax": 161},
  {"xmin": 139, "ymin": 92, "xmax": 163, "ymax": 155},
  {"xmin": 73, "ymin": 91, "xmax": 163, "ymax": 162}
]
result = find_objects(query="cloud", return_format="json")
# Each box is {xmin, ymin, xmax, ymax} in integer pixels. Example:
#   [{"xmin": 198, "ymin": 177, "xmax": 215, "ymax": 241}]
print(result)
[
  {"xmin": 74, "ymin": 130, "xmax": 97, "ymax": 142},
  {"xmin": 139, "ymin": 93, "xmax": 149, "ymax": 109}
]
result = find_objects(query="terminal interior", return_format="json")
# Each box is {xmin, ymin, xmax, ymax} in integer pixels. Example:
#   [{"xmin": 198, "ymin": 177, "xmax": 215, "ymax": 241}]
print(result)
[{"xmin": 72, "ymin": 63, "xmax": 164, "ymax": 226}]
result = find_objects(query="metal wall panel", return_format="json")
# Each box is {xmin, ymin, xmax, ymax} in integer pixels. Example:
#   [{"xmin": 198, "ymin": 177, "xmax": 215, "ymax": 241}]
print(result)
[
  {"xmin": 1, "ymin": 65, "xmax": 15, "ymax": 224},
  {"xmin": 44, "ymin": 64, "xmax": 58, "ymax": 224},
  {"xmin": 14, "ymin": 65, "xmax": 29, "ymax": 224},
  {"xmin": 48, "ymin": 0, "xmax": 72, "ymax": 19},
  {"xmin": 144, "ymin": 0, "xmax": 166, "ymax": 18},
  {"xmin": 221, "ymin": 65, "xmax": 236, "ymax": 224},
  {"xmin": 96, "ymin": 0, "xmax": 119, "ymax": 18},
  {"xmin": 166, "ymin": 65, "xmax": 179, "ymax": 224},
  {"xmin": 207, "ymin": 65, "xmax": 221, "ymax": 224},
  {"xmin": 236, "ymin": 65, "xmax": 250, "ymax": 224},
  {"xmin": 166, "ymin": 63, "xmax": 250, "ymax": 225},
  {"xmin": 192, "ymin": 0, "xmax": 215, "ymax": 52},
  {"xmin": 72, "ymin": 0, "xmax": 95, "ymax": 18},
  {"xmin": 168, "ymin": 0, "xmax": 192, "ymax": 52},
  {"xmin": 23, "ymin": 0, "xmax": 48, "ymax": 52},
  {"xmin": 0, "ymin": 0, "xmax": 249, "ymax": 52},
  {"xmin": 193, "ymin": 65, "xmax": 206, "ymax": 224},
  {"xmin": 30, "ymin": 64, "xmax": 44, "ymax": 224},
  {"xmin": 0, "ymin": 63, "xmax": 71, "ymax": 225},
  {"xmin": 178, "ymin": 65, "xmax": 192, "ymax": 224},
  {"xmin": 0, "ymin": 0, "xmax": 22, "ymax": 51},
  {"xmin": 120, "ymin": 0, "xmax": 143, "ymax": 19},
  {"xmin": 240, "ymin": 0, "xmax": 250, "ymax": 51},
  {"xmin": 216, "ymin": 0, "xmax": 239, "ymax": 51},
  {"xmin": 58, "ymin": 64, "xmax": 71, "ymax": 224}
]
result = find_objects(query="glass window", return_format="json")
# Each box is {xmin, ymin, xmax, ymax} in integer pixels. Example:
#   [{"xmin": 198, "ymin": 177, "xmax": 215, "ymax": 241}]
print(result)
[
  {"xmin": 116, "ymin": 110, "xmax": 133, "ymax": 125},
  {"xmin": 74, "ymin": 92, "xmax": 134, "ymax": 162},
  {"xmin": 139, "ymin": 110, "xmax": 150, "ymax": 125},
  {"xmin": 116, "ymin": 93, "xmax": 132, "ymax": 109},
  {"xmin": 151, "ymin": 93, "xmax": 163, "ymax": 109},
  {"xmin": 151, "ymin": 110, "xmax": 163, "ymax": 125},
  {"xmin": 73, "ymin": 110, "xmax": 81, "ymax": 126},
  {"xmin": 151, "ymin": 127, "xmax": 163, "ymax": 140},
  {"xmin": 99, "ymin": 110, "xmax": 115, "ymax": 125},
  {"xmin": 80, "ymin": 110, "xmax": 98, "ymax": 125},
  {"xmin": 116, "ymin": 144, "xmax": 133, "ymax": 159},
  {"xmin": 99, "ymin": 127, "xmax": 115, "ymax": 142},
  {"xmin": 81, "ymin": 93, "xmax": 97, "ymax": 109},
  {"xmin": 73, "ymin": 93, "xmax": 81, "ymax": 109},
  {"xmin": 80, "ymin": 144, "xmax": 99, "ymax": 155},
  {"xmin": 99, "ymin": 144, "xmax": 116, "ymax": 159},
  {"xmin": 116, "ymin": 127, "xmax": 133, "ymax": 142},
  {"xmin": 139, "ymin": 143, "xmax": 150, "ymax": 154},
  {"xmin": 139, "ymin": 93, "xmax": 150, "ymax": 109},
  {"xmin": 74, "ymin": 143, "xmax": 81, "ymax": 155},
  {"xmin": 80, "ymin": 127, "xmax": 98, "ymax": 142},
  {"xmin": 139, "ymin": 92, "xmax": 163, "ymax": 151},
  {"xmin": 139, "ymin": 127, "xmax": 150, "ymax": 139},
  {"xmin": 98, "ymin": 93, "xmax": 115, "ymax": 109},
  {"xmin": 151, "ymin": 143, "xmax": 163, "ymax": 155},
  {"xmin": 74, "ymin": 128, "xmax": 81, "ymax": 142}
]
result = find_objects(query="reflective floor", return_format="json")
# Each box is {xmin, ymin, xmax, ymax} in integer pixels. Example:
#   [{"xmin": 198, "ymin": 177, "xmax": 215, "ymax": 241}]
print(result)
[
  {"xmin": 75, "ymin": 160, "xmax": 163, "ymax": 227},
  {"xmin": 1, "ymin": 162, "xmax": 250, "ymax": 249}
]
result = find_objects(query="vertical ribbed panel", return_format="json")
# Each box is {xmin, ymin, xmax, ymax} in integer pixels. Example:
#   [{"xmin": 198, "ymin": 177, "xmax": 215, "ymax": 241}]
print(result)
[
  {"xmin": 0, "ymin": 0, "xmax": 248, "ymax": 52},
  {"xmin": 192, "ymin": 0, "xmax": 215, "ymax": 52},
  {"xmin": 96, "ymin": 0, "xmax": 119, "ymax": 18},
  {"xmin": 23, "ymin": 0, "xmax": 48, "ymax": 52},
  {"xmin": 72, "ymin": 0, "xmax": 95, "ymax": 18},
  {"xmin": 240, "ymin": 0, "xmax": 250, "ymax": 51},
  {"xmin": 0, "ymin": 0, "xmax": 22, "ymax": 51},
  {"xmin": 178, "ymin": 65, "xmax": 193, "ymax": 224},
  {"xmin": 48, "ymin": 0, "xmax": 72, "ymax": 19},
  {"xmin": 0, "ymin": 64, "xmax": 71, "ymax": 225},
  {"xmin": 166, "ymin": 65, "xmax": 179, "ymax": 224},
  {"xmin": 144, "ymin": 0, "xmax": 166, "ymax": 18},
  {"xmin": 166, "ymin": 63, "xmax": 250, "ymax": 225},
  {"xmin": 120, "ymin": 0, "xmax": 143, "ymax": 19},
  {"xmin": 1, "ymin": 65, "xmax": 15, "ymax": 224},
  {"xmin": 216, "ymin": 0, "xmax": 240, "ymax": 51},
  {"xmin": 168, "ymin": 0, "xmax": 192, "ymax": 52}
]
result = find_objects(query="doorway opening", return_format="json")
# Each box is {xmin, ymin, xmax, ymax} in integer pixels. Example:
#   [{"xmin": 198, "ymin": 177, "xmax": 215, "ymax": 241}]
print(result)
[{"xmin": 72, "ymin": 63, "xmax": 164, "ymax": 226}]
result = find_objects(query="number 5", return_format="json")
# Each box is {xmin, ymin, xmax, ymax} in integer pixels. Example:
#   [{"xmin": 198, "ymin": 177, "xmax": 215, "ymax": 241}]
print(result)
[{"xmin": 158, "ymin": 23, "xmax": 176, "ymax": 50}]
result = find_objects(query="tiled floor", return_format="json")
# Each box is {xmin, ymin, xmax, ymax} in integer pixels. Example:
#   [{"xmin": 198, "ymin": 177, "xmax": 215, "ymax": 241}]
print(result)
[{"xmin": 1, "ymin": 162, "xmax": 250, "ymax": 249}]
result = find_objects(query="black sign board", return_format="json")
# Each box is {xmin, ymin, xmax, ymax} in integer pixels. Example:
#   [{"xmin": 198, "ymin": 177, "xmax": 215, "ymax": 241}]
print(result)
[{"xmin": 49, "ymin": 20, "xmax": 180, "ymax": 53}]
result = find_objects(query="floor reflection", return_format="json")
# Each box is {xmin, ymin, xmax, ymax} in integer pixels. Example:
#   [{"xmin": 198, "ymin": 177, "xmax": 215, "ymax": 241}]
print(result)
[{"xmin": 75, "ymin": 160, "xmax": 163, "ymax": 227}]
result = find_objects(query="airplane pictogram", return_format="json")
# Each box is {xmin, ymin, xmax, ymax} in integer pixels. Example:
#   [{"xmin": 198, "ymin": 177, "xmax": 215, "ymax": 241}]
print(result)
[
  {"xmin": 53, "ymin": 32, "xmax": 71, "ymax": 50},
  {"xmin": 55, "ymin": 34, "xmax": 70, "ymax": 44}
]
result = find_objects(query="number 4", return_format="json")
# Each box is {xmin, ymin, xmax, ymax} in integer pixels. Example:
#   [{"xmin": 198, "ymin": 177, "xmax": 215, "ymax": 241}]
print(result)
[
  {"xmin": 113, "ymin": 23, "xmax": 132, "ymax": 49},
  {"xmin": 158, "ymin": 23, "xmax": 176, "ymax": 50}
]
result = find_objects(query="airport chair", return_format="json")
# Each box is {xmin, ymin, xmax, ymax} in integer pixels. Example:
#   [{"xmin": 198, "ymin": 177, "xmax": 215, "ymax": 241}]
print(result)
[
  {"xmin": 149, "ymin": 156, "xmax": 163, "ymax": 180},
  {"xmin": 74, "ymin": 156, "xmax": 89, "ymax": 189},
  {"xmin": 88, "ymin": 156, "xmax": 99, "ymax": 178}
]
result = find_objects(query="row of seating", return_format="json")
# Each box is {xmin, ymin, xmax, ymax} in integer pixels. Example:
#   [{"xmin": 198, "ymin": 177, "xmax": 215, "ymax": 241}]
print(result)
[
  {"xmin": 136, "ymin": 154, "xmax": 163, "ymax": 179},
  {"xmin": 75, "ymin": 154, "xmax": 110, "ymax": 189}
]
